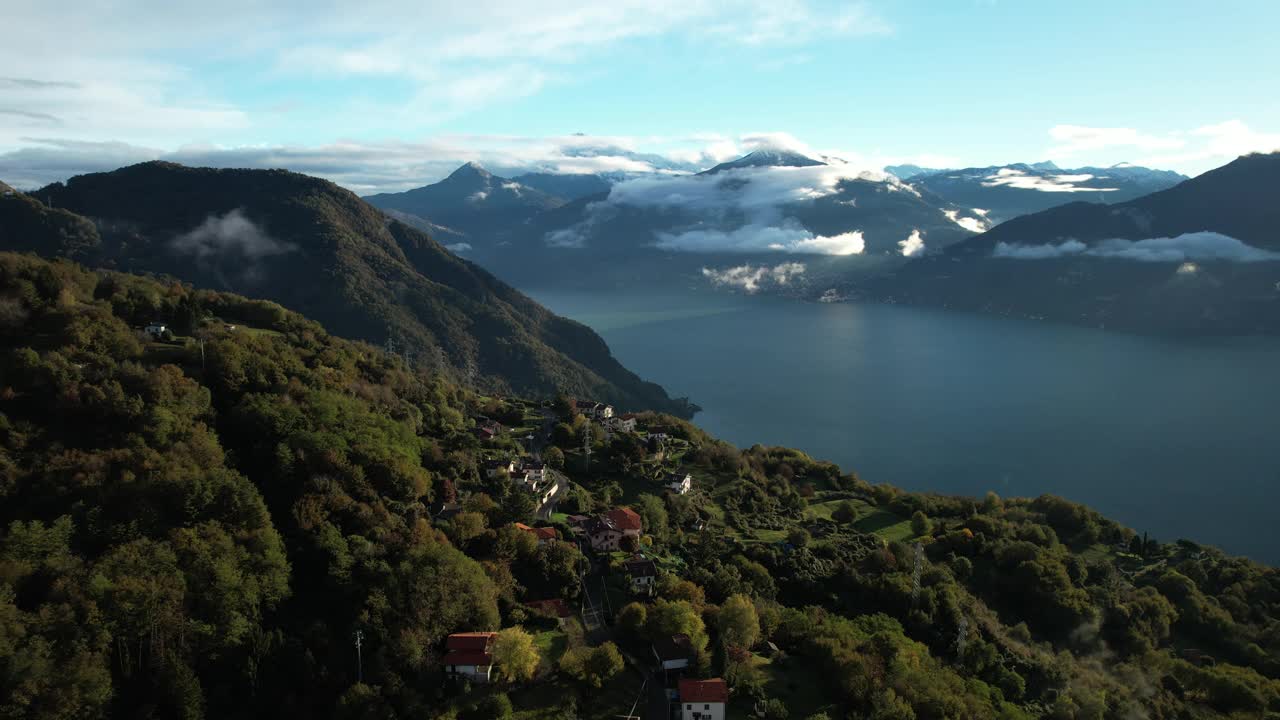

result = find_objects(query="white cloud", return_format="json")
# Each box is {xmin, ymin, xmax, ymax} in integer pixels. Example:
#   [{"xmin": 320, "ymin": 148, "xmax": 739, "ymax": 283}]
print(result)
[
  {"xmin": 709, "ymin": 0, "xmax": 890, "ymax": 45},
  {"xmin": 898, "ymin": 229, "xmax": 925, "ymax": 257},
  {"xmin": 1045, "ymin": 121, "xmax": 1280, "ymax": 175},
  {"xmin": 993, "ymin": 239, "xmax": 1087, "ymax": 259},
  {"xmin": 547, "ymin": 163, "xmax": 894, "ymax": 255},
  {"xmin": 1047, "ymin": 125, "xmax": 1185, "ymax": 156},
  {"xmin": 701, "ymin": 261, "xmax": 806, "ymax": 293},
  {"xmin": 171, "ymin": 209, "xmax": 296, "ymax": 260},
  {"xmin": 0, "ymin": 1, "xmax": 891, "ymax": 152},
  {"xmin": 942, "ymin": 209, "xmax": 988, "ymax": 233},
  {"xmin": 980, "ymin": 167, "xmax": 1116, "ymax": 193},
  {"xmin": 445, "ymin": 242, "xmax": 473, "ymax": 253},
  {"xmin": 994, "ymin": 232, "xmax": 1280, "ymax": 263},
  {"xmin": 658, "ymin": 223, "xmax": 865, "ymax": 255}
]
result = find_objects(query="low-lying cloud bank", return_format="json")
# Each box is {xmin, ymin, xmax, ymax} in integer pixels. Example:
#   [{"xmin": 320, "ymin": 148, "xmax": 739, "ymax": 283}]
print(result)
[
  {"xmin": 547, "ymin": 163, "xmax": 893, "ymax": 255},
  {"xmin": 994, "ymin": 231, "xmax": 1280, "ymax": 262},
  {"xmin": 171, "ymin": 209, "xmax": 295, "ymax": 260},
  {"xmin": 658, "ymin": 222, "xmax": 865, "ymax": 255},
  {"xmin": 701, "ymin": 262, "xmax": 806, "ymax": 293},
  {"xmin": 982, "ymin": 167, "xmax": 1117, "ymax": 193}
]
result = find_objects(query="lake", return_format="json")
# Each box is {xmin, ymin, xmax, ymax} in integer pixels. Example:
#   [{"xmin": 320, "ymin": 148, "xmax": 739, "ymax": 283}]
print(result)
[{"xmin": 527, "ymin": 288, "xmax": 1280, "ymax": 564}]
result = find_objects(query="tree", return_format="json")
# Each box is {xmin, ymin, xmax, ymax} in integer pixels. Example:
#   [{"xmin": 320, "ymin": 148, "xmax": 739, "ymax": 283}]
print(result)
[
  {"xmin": 832, "ymin": 501, "xmax": 858, "ymax": 524},
  {"xmin": 544, "ymin": 446, "xmax": 565, "ymax": 469},
  {"xmin": 645, "ymin": 599, "xmax": 708, "ymax": 656},
  {"xmin": 463, "ymin": 692, "xmax": 513, "ymax": 720},
  {"xmin": 449, "ymin": 511, "xmax": 488, "ymax": 544},
  {"xmin": 719, "ymin": 594, "xmax": 761, "ymax": 650},
  {"xmin": 635, "ymin": 494, "xmax": 669, "ymax": 544},
  {"xmin": 618, "ymin": 602, "xmax": 648, "ymax": 639},
  {"xmin": 911, "ymin": 510, "xmax": 931, "ymax": 536},
  {"xmin": 492, "ymin": 627, "xmax": 540, "ymax": 683},
  {"xmin": 786, "ymin": 528, "xmax": 810, "ymax": 547},
  {"xmin": 560, "ymin": 643, "xmax": 624, "ymax": 688}
]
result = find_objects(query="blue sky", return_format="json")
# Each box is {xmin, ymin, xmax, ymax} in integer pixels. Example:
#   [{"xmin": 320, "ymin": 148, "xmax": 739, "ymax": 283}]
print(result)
[{"xmin": 2, "ymin": 0, "xmax": 1278, "ymax": 191}]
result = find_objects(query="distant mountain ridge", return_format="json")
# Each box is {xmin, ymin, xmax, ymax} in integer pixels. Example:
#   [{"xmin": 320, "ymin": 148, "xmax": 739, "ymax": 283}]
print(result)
[
  {"xmin": 893, "ymin": 162, "xmax": 1187, "ymax": 224},
  {"xmin": 863, "ymin": 152, "xmax": 1280, "ymax": 335},
  {"xmin": 6, "ymin": 161, "xmax": 694, "ymax": 414},
  {"xmin": 699, "ymin": 149, "xmax": 826, "ymax": 174},
  {"xmin": 365, "ymin": 162, "xmax": 566, "ymax": 244}
]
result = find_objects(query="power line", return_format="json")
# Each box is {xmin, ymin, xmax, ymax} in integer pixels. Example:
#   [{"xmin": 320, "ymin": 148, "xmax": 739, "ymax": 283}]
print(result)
[{"xmin": 353, "ymin": 630, "xmax": 365, "ymax": 684}]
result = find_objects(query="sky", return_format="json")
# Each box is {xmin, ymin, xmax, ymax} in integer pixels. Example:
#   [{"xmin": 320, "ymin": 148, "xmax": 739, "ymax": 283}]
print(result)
[{"xmin": 2, "ymin": 0, "xmax": 1279, "ymax": 192}]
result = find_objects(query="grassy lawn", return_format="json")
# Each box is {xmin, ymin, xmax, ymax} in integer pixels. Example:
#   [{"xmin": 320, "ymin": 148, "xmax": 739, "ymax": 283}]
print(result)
[
  {"xmin": 854, "ymin": 509, "xmax": 915, "ymax": 542},
  {"xmin": 748, "ymin": 528, "xmax": 787, "ymax": 544},
  {"xmin": 805, "ymin": 498, "xmax": 915, "ymax": 543},
  {"xmin": 532, "ymin": 628, "xmax": 569, "ymax": 675}
]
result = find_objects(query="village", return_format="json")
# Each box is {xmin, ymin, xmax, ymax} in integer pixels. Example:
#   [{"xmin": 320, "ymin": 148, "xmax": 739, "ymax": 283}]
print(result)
[{"xmin": 433, "ymin": 396, "xmax": 744, "ymax": 719}]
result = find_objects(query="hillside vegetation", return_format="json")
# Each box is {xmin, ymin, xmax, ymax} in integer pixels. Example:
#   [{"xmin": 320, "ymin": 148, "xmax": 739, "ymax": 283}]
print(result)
[
  {"xmin": 1, "ymin": 253, "xmax": 1278, "ymax": 720},
  {"xmin": 5, "ymin": 162, "xmax": 693, "ymax": 416}
]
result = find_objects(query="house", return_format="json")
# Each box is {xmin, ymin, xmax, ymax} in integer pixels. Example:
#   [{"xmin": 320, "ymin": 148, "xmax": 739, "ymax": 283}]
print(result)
[
  {"xmin": 525, "ymin": 598, "xmax": 572, "ymax": 623},
  {"xmin": 144, "ymin": 322, "xmax": 168, "ymax": 338},
  {"xmin": 605, "ymin": 414, "xmax": 638, "ymax": 433},
  {"xmin": 522, "ymin": 460, "xmax": 547, "ymax": 484},
  {"xmin": 587, "ymin": 507, "xmax": 643, "ymax": 551},
  {"xmin": 484, "ymin": 458, "xmax": 517, "ymax": 479},
  {"xmin": 517, "ymin": 468, "xmax": 557, "ymax": 507},
  {"xmin": 678, "ymin": 678, "xmax": 728, "ymax": 720},
  {"xmin": 575, "ymin": 399, "xmax": 614, "ymax": 420},
  {"xmin": 443, "ymin": 632, "xmax": 497, "ymax": 683},
  {"xmin": 514, "ymin": 522, "xmax": 557, "ymax": 545},
  {"xmin": 564, "ymin": 515, "xmax": 591, "ymax": 535},
  {"xmin": 652, "ymin": 633, "xmax": 692, "ymax": 672},
  {"xmin": 472, "ymin": 419, "xmax": 504, "ymax": 441},
  {"xmin": 666, "ymin": 472, "xmax": 692, "ymax": 495},
  {"xmin": 624, "ymin": 556, "xmax": 657, "ymax": 595}
]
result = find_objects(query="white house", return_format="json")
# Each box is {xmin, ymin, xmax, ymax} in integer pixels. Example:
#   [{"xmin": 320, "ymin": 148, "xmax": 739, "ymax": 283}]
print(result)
[
  {"xmin": 652, "ymin": 633, "xmax": 692, "ymax": 672},
  {"xmin": 678, "ymin": 678, "xmax": 727, "ymax": 720},
  {"xmin": 608, "ymin": 414, "xmax": 638, "ymax": 433},
  {"xmin": 484, "ymin": 458, "xmax": 516, "ymax": 479},
  {"xmin": 444, "ymin": 632, "xmax": 497, "ymax": 683},
  {"xmin": 666, "ymin": 472, "xmax": 692, "ymax": 495},
  {"xmin": 625, "ymin": 556, "xmax": 657, "ymax": 595},
  {"xmin": 144, "ymin": 322, "xmax": 168, "ymax": 338},
  {"xmin": 576, "ymin": 400, "xmax": 615, "ymax": 420},
  {"xmin": 521, "ymin": 460, "xmax": 547, "ymax": 484}
]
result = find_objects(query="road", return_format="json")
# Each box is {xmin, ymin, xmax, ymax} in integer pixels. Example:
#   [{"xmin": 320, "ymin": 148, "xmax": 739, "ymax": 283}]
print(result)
[{"xmin": 535, "ymin": 469, "xmax": 569, "ymax": 519}]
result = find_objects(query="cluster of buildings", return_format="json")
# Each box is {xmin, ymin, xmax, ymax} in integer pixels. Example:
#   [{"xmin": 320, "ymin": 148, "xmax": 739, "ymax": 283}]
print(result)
[
  {"xmin": 566, "ymin": 507, "xmax": 643, "ymax": 552},
  {"xmin": 484, "ymin": 457, "xmax": 557, "ymax": 507}
]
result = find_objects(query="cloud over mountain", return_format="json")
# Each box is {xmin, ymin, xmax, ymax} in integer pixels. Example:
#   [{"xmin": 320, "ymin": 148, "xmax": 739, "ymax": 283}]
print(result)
[
  {"xmin": 993, "ymin": 232, "xmax": 1280, "ymax": 263},
  {"xmin": 701, "ymin": 262, "xmax": 806, "ymax": 293}
]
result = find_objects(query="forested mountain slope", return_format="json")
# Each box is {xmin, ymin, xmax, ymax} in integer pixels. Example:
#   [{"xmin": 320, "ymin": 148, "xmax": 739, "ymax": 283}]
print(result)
[
  {"xmin": 1, "ymin": 253, "xmax": 1278, "ymax": 719},
  {"xmin": 12, "ymin": 162, "xmax": 692, "ymax": 415}
]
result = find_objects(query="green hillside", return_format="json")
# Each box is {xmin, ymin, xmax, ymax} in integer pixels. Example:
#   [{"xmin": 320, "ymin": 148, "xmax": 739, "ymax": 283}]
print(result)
[
  {"xmin": 0, "ymin": 253, "xmax": 1277, "ymax": 720},
  {"xmin": 9, "ymin": 162, "xmax": 694, "ymax": 416}
]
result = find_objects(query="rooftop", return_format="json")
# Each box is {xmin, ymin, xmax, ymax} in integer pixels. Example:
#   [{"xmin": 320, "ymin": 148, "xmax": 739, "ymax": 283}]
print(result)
[{"xmin": 679, "ymin": 678, "xmax": 728, "ymax": 704}]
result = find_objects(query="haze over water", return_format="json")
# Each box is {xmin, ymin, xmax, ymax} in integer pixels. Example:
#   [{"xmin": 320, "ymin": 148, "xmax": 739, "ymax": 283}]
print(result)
[{"xmin": 529, "ymin": 288, "xmax": 1280, "ymax": 563}]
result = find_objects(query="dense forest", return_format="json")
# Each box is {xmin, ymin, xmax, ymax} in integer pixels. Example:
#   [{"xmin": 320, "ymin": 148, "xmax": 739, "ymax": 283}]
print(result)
[
  {"xmin": 1, "ymin": 253, "xmax": 1278, "ymax": 720},
  {"xmin": 1, "ymin": 165, "xmax": 693, "ymax": 416}
]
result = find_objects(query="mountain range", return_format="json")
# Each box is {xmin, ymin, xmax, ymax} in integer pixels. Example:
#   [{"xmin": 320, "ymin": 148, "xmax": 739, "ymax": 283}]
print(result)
[
  {"xmin": 365, "ymin": 150, "xmax": 994, "ymax": 292},
  {"xmin": 1, "ymin": 161, "xmax": 695, "ymax": 414},
  {"xmin": 863, "ymin": 152, "xmax": 1280, "ymax": 334},
  {"xmin": 890, "ymin": 162, "xmax": 1188, "ymax": 224}
]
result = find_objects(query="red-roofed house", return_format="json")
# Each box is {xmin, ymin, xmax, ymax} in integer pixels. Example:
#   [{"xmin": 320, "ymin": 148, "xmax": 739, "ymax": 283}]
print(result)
[
  {"xmin": 444, "ymin": 632, "xmax": 497, "ymax": 683},
  {"xmin": 514, "ymin": 522, "xmax": 557, "ymax": 545},
  {"xmin": 587, "ymin": 507, "xmax": 644, "ymax": 551},
  {"xmin": 678, "ymin": 678, "xmax": 728, "ymax": 720}
]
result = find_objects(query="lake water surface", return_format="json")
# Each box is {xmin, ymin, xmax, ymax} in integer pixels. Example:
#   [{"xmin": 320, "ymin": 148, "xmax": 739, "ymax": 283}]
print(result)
[{"xmin": 527, "ymin": 288, "xmax": 1280, "ymax": 563}]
